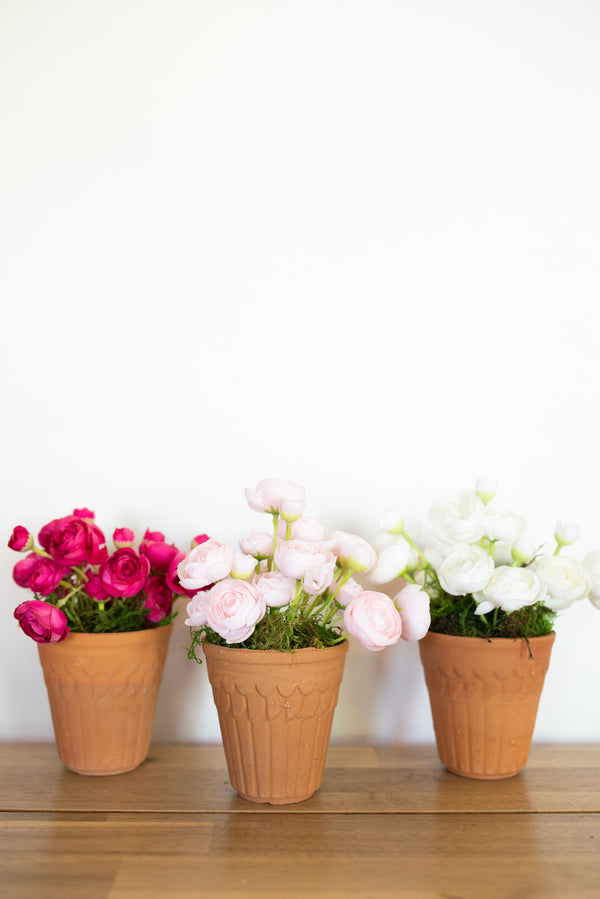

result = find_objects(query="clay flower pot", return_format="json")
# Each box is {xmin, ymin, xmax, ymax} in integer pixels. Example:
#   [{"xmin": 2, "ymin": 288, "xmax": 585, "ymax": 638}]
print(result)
[
  {"xmin": 203, "ymin": 640, "xmax": 348, "ymax": 804},
  {"xmin": 37, "ymin": 625, "xmax": 172, "ymax": 776},
  {"xmin": 419, "ymin": 631, "xmax": 555, "ymax": 780}
]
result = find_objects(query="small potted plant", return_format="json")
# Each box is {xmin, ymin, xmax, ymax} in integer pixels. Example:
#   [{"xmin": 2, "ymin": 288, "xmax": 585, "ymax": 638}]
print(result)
[
  {"xmin": 180, "ymin": 478, "xmax": 431, "ymax": 804},
  {"xmin": 9, "ymin": 509, "xmax": 198, "ymax": 776},
  {"xmin": 371, "ymin": 479, "xmax": 600, "ymax": 779}
]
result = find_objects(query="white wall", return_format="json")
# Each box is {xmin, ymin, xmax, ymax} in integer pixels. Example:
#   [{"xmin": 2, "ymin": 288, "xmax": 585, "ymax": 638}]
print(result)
[{"xmin": 1, "ymin": 0, "xmax": 599, "ymax": 746}]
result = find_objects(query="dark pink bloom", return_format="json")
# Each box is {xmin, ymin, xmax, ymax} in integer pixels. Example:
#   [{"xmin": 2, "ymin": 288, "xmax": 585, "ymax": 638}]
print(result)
[
  {"xmin": 99, "ymin": 548, "xmax": 150, "ymax": 598},
  {"xmin": 140, "ymin": 540, "xmax": 180, "ymax": 573},
  {"xmin": 84, "ymin": 573, "xmax": 110, "ymax": 602},
  {"xmin": 38, "ymin": 518, "xmax": 60, "ymax": 552},
  {"xmin": 143, "ymin": 575, "xmax": 173, "ymax": 623},
  {"xmin": 14, "ymin": 600, "xmax": 69, "ymax": 644},
  {"xmin": 73, "ymin": 508, "xmax": 95, "ymax": 521},
  {"xmin": 45, "ymin": 515, "xmax": 107, "ymax": 566},
  {"xmin": 13, "ymin": 553, "xmax": 65, "ymax": 596},
  {"xmin": 166, "ymin": 551, "xmax": 201, "ymax": 598},
  {"xmin": 8, "ymin": 526, "xmax": 33, "ymax": 552},
  {"xmin": 144, "ymin": 529, "xmax": 165, "ymax": 543},
  {"xmin": 113, "ymin": 527, "xmax": 135, "ymax": 549},
  {"xmin": 191, "ymin": 534, "xmax": 210, "ymax": 548}
]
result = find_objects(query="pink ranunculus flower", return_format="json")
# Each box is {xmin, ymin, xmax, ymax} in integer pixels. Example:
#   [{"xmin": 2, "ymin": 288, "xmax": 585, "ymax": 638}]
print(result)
[
  {"xmin": 239, "ymin": 531, "xmax": 274, "ymax": 558},
  {"xmin": 8, "ymin": 526, "xmax": 33, "ymax": 552},
  {"xmin": 185, "ymin": 590, "xmax": 212, "ymax": 628},
  {"xmin": 277, "ymin": 516, "xmax": 327, "ymax": 543},
  {"xmin": 45, "ymin": 515, "xmax": 107, "ymax": 566},
  {"xmin": 144, "ymin": 529, "xmax": 165, "ymax": 543},
  {"xmin": 302, "ymin": 562, "xmax": 336, "ymax": 596},
  {"xmin": 113, "ymin": 527, "xmax": 135, "ymax": 549},
  {"xmin": 335, "ymin": 576, "xmax": 363, "ymax": 608},
  {"xmin": 328, "ymin": 531, "xmax": 377, "ymax": 573},
  {"xmin": 73, "ymin": 508, "xmax": 95, "ymax": 521},
  {"xmin": 274, "ymin": 539, "xmax": 335, "ymax": 580},
  {"xmin": 99, "ymin": 548, "xmax": 150, "ymax": 598},
  {"xmin": 230, "ymin": 552, "xmax": 257, "ymax": 580},
  {"xmin": 393, "ymin": 584, "xmax": 431, "ymax": 641},
  {"xmin": 244, "ymin": 478, "xmax": 306, "ymax": 516},
  {"xmin": 140, "ymin": 539, "xmax": 180, "ymax": 573},
  {"xmin": 206, "ymin": 579, "xmax": 266, "ymax": 643},
  {"xmin": 255, "ymin": 571, "xmax": 297, "ymax": 608},
  {"xmin": 177, "ymin": 539, "xmax": 234, "ymax": 591},
  {"xmin": 166, "ymin": 551, "xmax": 198, "ymax": 598},
  {"xmin": 14, "ymin": 600, "xmax": 69, "ymax": 644},
  {"xmin": 143, "ymin": 575, "xmax": 173, "ymax": 623},
  {"xmin": 191, "ymin": 534, "xmax": 210, "ymax": 548},
  {"xmin": 83, "ymin": 573, "xmax": 110, "ymax": 602},
  {"xmin": 13, "ymin": 553, "xmax": 65, "ymax": 596},
  {"xmin": 343, "ymin": 591, "xmax": 403, "ymax": 651}
]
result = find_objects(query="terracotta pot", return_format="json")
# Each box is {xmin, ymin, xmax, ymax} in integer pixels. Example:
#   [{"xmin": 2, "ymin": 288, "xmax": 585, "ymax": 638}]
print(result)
[
  {"xmin": 419, "ymin": 631, "xmax": 555, "ymax": 779},
  {"xmin": 203, "ymin": 640, "xmax": 348, "ymax": 804},
  {"xmin": 37, "ymin": 625, "xmax": 172, "ymax": 776}
]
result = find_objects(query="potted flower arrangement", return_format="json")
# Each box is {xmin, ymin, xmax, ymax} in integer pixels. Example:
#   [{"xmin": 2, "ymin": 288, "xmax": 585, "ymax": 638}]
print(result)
[
  {"xmin": 371, "ymin": 480, "xmax": 600, "ymax": 779},
  {"xmin": 179, "ymin": 478, "xmax": 431, "ymax": 804},
  {"xmin": 9, "ymin": 508, "xmax": 198, "ymax": 776}
]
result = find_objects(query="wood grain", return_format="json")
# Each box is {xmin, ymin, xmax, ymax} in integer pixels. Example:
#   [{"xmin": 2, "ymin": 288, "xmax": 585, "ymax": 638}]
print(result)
[
  {"xmin": 1, "ymin": 745, "xmax": 600, "ymax": 898},
  {"xmin": 1, "ymin": 743, "xmax": 599, "ymax": 814}
]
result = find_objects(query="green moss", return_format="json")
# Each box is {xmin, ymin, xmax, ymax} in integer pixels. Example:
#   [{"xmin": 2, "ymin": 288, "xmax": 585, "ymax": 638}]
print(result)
[
  {"xmin": 44, "ymin": 591, "xmax": 176, "ymax": 633},
  {"xmin": 429, "ymin": 592, "xmax": 556, "ymax": 639},
  {"xmin": 187, "ymin": 612, "xmax": 344, "ymax": 664}
]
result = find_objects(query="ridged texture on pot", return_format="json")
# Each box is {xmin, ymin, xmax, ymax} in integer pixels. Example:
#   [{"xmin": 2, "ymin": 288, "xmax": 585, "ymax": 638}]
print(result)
[
  {"xmin": 419, "ymin": 631, "xmax": 555, "ymax": 779},
  {"xmin": 204, "ymin": 641, "xmax": 348, "ymax": 804},
  {"xmin": 37, "ymin": 626, "xmax": 172, "ymax": 776}
]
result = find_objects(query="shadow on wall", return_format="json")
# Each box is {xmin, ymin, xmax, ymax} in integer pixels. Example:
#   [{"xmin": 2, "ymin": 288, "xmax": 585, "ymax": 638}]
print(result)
[{"xmin": 333, "ymin": 638, "xmax": 434, "ymax": 745}]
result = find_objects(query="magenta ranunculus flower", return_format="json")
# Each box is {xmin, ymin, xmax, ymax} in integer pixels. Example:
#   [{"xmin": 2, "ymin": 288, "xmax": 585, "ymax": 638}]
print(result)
[
  {"xmin": 13, "ymin": 553, "xmax": 65, "ymax": 596},
  {"xmin": 14, "ymin": 599, "xmax": 69, "ymax": 644},
  {"xmin": 8, "ymin": 526, "xmax": 33, "ymax": 552},
  {"xmin": 143, "ymin": 575, "xmax": 173, "ymax": 623},
  {"xmin": 144, "ymin": 529, "xmax": 165, "ymax": 543},
  {"xmin": 73, "ymin": 508, "xmax": 95, "ymax": 521},
  {"xmin": 113, "ymin": 527, "xmax": 135, "ymax": 549},
  {"xmin": 83, "ymin": 573, "xmax": 110, "ymax": 602},
  {"xmin": 140, "ymin": 539, "xmax": 180, "ymax": 573},
  {"xmin": 191, "ymin": 534, "xmax": 210, "ymax": 548},
  {"xmin": 165, "ymin": 552, "xmax": 198, "ymax": 598},
  {"xmin": 99, "ymin": 548, "xmax": 150, "ymax": 598},
  {"xmin": 45, "ymin": 515, "xmax": 107, "ymax": 566}
]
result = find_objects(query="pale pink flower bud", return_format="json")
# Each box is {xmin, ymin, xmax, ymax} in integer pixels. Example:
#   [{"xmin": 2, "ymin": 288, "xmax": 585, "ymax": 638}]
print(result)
[
  {"xmin": 393, "ymin": 584, "xmax": 431, "ymax": 641},
  {"xmin": 255, "ymin": 571, "xmax": 296, "ymax": 608},
  {"xmin": 177, "ymin": 538, "xmax": 234, "ymax": 591}
]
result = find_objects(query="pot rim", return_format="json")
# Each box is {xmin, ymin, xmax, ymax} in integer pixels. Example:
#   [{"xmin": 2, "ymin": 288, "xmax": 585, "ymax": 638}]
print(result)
[
  {"xmin": 38, "ymin": 624, "xmax": 173, "ymax": 649},
  {"xmin": 202, "ymin": 639, "xmax": 348, "ymax": 664},
  {"xmin": 421, "ymin": 630, "xmax": 555, "ymax": 647}
]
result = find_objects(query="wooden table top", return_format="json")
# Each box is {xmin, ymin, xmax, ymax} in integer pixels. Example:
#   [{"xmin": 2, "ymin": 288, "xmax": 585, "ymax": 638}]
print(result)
[{"xmin": 1, "ymin": 743, "xmax": 599, "ymax": 898}]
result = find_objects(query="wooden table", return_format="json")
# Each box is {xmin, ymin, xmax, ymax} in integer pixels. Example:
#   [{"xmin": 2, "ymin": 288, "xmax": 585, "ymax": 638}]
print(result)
[{"xmin": 1, "ymin": 744, "xmax": 599, "ymax": 898}]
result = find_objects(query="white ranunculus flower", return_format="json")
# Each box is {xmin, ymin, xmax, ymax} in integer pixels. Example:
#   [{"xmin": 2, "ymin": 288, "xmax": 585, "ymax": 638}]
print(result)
[
  {"xmin": 483, "ymin": 507, "xmax": 526, "ymax": 543},
  {"xmin": 532, "ymin": 554, "xmax": 590, "ymax": 610},
  {"xmin": 438, "ymin": 543, "xmax": 495, "ymax": 596},
  {"xmin": 475, "ymin": 477, "xmax": 497, "ymax": 505},
  {"xmin": 554, "ymin": 521, "xmax": 581, "ymax": 547},
  {"xmin": 491, "ymin": 541, "xmax": 514, "ymax": 567},
  {"xmin": 583, "ymin": 551, "xmax": 600, "ymax": 609},
  {"xmin": 473, "ymin": 565, "xmax": 546, "ymax": 614},
  {"xmin": 378, "ymin": 509, "xmax": 405, "ymax": 534},
  {"xmin": 511, "ymin": 537, "xmax": 535, "ymax": 565},
  {"xmin": 370, "ymin": 537, "xmax": 412, "ymax": 584},
  {"xmin": 428, "ymin": 491, "xmax": 486, "ymax": 545}
]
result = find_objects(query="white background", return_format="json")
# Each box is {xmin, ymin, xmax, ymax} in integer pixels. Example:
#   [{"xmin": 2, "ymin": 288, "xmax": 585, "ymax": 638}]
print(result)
[{"xmin": 1, "ymin": 0, "xmax": 599, "ymax": 747}]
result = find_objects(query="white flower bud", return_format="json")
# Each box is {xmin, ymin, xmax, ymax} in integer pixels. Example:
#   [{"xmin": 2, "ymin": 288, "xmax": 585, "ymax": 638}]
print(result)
[
  {"xmin": 554, "ymin": 521, "xmax": 580, "ymax": 547},
  {"xmin": 475, "ymin": 477, "xmax": 498, "ymax": 505}
]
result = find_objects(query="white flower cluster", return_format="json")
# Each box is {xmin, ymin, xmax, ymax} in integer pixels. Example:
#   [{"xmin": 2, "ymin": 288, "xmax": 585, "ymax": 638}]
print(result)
[{"xmin": 372, "ymin": 479, "xmax": 599, "ymax": 617}]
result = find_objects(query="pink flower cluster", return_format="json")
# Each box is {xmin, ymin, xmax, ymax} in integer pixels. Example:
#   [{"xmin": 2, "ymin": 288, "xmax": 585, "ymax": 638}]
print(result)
[
  {"xmin": 181, "ymin": 479, "xmax": 431, "ymax": 652},
  {"xmin": 9, "ymin": 511, "xmax": 203, "ymax": 644}
]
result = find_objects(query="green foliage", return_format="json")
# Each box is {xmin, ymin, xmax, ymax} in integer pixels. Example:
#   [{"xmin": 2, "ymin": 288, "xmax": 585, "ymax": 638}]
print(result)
[
  {"xmin": 428, "ymin": 591, "xmax": 557, "ymax": 639},
  {"xmin": 43, "ymin": 591, "xmax": 176, "ymax": 634},
  {"xmin": 187, "ymin": 608, "xmax": 344, "ymax": 664}
]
